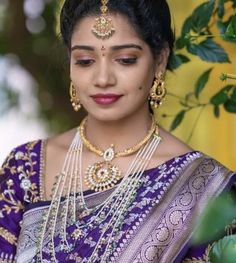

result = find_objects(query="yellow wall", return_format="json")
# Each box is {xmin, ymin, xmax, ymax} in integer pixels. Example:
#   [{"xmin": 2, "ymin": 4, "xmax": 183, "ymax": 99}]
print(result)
[{"xmin": 158, "ymin": 1, "xmax": 236, "ymax": 170}]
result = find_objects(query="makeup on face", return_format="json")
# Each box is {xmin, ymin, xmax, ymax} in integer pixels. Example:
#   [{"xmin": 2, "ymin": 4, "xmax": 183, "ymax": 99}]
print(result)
[
  {"xmin": 101, "ymin": 45, "xmax": 106, "ymax": 56},
  {"xmin": 90, "ymin": 93, "xmax": 123, "ymax": 105}
]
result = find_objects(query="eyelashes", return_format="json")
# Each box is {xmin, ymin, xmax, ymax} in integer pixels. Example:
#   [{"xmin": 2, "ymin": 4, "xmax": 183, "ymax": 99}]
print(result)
[
  {"xmin": 74, "ymin": 57, "xmax": 138, "ymax": 67},
  {"xmin": 115, "ymin": 57, "xmax": 138, "ymax": 65},
  {"xmin": 75, "ymin": 59, "xmax": 94, "ymax": 67}
]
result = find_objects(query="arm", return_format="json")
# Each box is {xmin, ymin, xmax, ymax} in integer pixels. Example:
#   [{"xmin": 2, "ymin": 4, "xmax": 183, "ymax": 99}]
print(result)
[{"xmin": 0, "ymin": 150, "xmax": 25, "ymax": 262}]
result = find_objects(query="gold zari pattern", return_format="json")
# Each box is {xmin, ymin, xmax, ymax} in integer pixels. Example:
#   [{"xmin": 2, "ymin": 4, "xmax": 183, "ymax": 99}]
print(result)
[{"xmin": 0, "ymin": 227, "xmax": 17, "ymax": 246}]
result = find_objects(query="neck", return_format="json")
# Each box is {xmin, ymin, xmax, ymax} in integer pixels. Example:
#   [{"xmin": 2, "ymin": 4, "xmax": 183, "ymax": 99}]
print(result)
[{"xmin": 84, "ymin": 112, "xmax": 154, "ymax": 152}]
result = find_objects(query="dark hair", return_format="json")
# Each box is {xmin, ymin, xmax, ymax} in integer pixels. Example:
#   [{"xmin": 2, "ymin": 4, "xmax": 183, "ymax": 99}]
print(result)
[{"xmin": 60, "ymin": 0, "xmax": 175, "ymax": 69}]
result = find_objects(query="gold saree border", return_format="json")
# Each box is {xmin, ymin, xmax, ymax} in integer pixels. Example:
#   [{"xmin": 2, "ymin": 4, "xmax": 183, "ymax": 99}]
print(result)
[
  {"xmin": 0, "ymin": 227, "xmax": 17, "ymax": 246},
  {"xmin": 0, "ymin": 252, "xmax": 16, "ymax": 263},
  {"xmin": 115, "ymin": 152, "xmax": 203, "ymax": 262},
  {"xmin": 162, "ymin": 158, "xmax": 235, "ymax": 263},
  {"xmin": 39, "ymin": 139, "xmax": 47, "ymax": 201},
  {"xmin": 116, "ymin": 155, "xmax": 234, "ymax": 263}
]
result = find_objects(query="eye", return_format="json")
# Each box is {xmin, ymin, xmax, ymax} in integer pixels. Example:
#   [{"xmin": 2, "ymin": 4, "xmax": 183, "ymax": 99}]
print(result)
[
  {"xmin": 75, "ymin": 59, "xmax": 95, "ymax": 67},
  {"xmin": 116, "ymin": 57, "xmax": 137, "ymax": 65}
]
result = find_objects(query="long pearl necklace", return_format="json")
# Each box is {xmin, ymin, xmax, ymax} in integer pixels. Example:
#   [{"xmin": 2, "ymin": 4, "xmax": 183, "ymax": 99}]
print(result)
[
  {"xmin": 38, "ymin": 118, "xmax": 162, "ymax": 262},
  {"xmin": 79, "ymin": 117, "xmax": 156, "ymax": 192}
]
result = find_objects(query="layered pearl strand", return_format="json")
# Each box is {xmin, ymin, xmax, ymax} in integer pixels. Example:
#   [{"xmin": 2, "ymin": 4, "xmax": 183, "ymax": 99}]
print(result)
[{"xmin": 37, "ymin": 118, "xmax": 162, "ymax": 262}]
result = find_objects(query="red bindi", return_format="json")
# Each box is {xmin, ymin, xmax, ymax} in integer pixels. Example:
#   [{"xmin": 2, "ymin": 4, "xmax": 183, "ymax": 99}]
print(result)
[{"xmin": 101, "ymin": 45, "xmax": 106, "ymax": 56}]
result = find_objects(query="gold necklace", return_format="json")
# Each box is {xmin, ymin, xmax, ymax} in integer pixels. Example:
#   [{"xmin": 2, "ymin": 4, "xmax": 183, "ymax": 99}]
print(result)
[{"xmin": 79, "ymin": 116, "xmax": 157, "ymax": 192}]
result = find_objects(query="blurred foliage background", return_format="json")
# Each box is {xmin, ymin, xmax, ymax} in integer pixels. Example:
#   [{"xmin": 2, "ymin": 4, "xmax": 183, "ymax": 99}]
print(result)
[{"xmin": 0, "ymin": 0, "xmax": 235, "ymax": 169}]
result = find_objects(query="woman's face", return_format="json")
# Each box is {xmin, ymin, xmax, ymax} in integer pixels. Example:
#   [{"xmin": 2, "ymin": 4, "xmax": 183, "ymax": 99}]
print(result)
[{"xmin": 70, "ymin": 13, "xmax": 167, "ymax": 122}]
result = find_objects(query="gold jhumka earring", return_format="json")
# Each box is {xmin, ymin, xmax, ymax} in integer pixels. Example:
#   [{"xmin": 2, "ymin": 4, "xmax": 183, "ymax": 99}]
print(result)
[
  {"xmin": 149, "ymin": 72, "xmax": 166, "ymax": 108},
  {"xmin": 70, "ymin": 82, "xmax": 81, "ymax": 112},
  {"xmin": 91, "ymin": 0, "xmax": 115, "ymax": 39}
]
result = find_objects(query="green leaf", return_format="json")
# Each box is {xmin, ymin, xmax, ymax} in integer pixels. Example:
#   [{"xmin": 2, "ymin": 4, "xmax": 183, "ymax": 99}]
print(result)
[
  {"xmin": 193, "ymin": 193, "xmax": 236, "ymax": 244},
  {"xmin": 175, "ymin": 37, "xmax": 188, "ymax": 50},
  {"xmin": 210, "ymin": 85, "xmax": 235, "ymax": 106},
  {"xmin": 181, "ymin": 16, "xmax": 193, "ymax": 37},
  {"xmin": 231, "ymin": 87, "xmax": 236, "ymax": 102},
  {"xmin": 225, "ymin": 14, "xmax": 236, "ymax": 39},
  {"xmin": 186, "ymin": 43, "xmax": 199, "ymax": 55},
  {"xmin": 168, "ymin": 54, "xmax": 190, "ymax": 70},
  {"xmin": 214, "ymin": 105, "xmax": 220, "ymax": 118},
  {"xmin": 195, "ymin": 68, "xmax": 213, "ymax": 98},
  {"xmin": 217, "ymin": 20, "xmax": 228, "ymax": 35},
  {"xmin": 224, "ymin": 100, "xmax": 236, "ymax": 113},
  {"xmin": 188, "ymin": 39, "xmax": 230, "ymax": 63},
  {"xmin": 210, "ymin": 89, "xmax": 229, "ymax": 106},
  {"xmin": 176, "ymin": 16, "xmax": 193, "ymax": 49},
  {"xmin": 218, "ymin": 16, "xmax": 236, "ymax": 43},
  {"xmin": 170, "ymin": 110, "xmax": 186, "ymax": 131},
  {"xmin": 217, "ymin": 0, "xmax": 225, "ymax": 18},
  {"xmin": 209, "ymin": 235, "xmax": 236, "ymax": 263},
  {"xmin": 191, "ymin": 0, "xmax": 215, "ymax": 32}
]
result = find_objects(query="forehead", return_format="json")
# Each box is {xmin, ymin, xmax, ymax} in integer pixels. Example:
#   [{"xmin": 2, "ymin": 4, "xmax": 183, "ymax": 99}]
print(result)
[{"xmin": 71, "ymin": 13, "xmax": 145, "ymax": 48}]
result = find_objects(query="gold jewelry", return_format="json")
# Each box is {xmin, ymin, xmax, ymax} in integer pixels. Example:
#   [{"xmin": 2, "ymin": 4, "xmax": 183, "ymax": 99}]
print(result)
[
  {"xmin": 79, "ymin": 116, "xmax": 157, "ymax": 158},
  {"xmin": 149, "ymin": 72, "xmax": 166, "ymax": 108},
  {"xmin": 70, "ymin": 82, "xmax": 81, "ymax": 112},
  {"xmin": 38, "ymin": 121, "xmax": 162, "ymax": 261},
  {"xmin": 91, "ymin": 0, "xmax": 115, "ymax": 39},
  {"xmin": 79, "ymin": 117, "xmax": 157, "ymax": 192}
]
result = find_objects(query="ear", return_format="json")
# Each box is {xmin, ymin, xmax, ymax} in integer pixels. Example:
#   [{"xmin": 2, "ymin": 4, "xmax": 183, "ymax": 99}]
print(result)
[{"xmin": 155, "ymin": 46, "xmax": 170, "ymax": 74}]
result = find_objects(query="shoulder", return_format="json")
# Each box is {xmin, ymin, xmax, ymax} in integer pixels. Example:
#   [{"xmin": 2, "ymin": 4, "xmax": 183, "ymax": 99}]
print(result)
[
  {"xmin": 156, "ymin": 127, "xmax": 193, "ymax": 160},
  {"xmin": 198, "ymin": 153, "xmax": 235, "ymax": 179},
  {"xmin": 46, "ymin": 128, "xmax": 77, "ymax": 167},
  {"xmin": 0, "ymin": 139, "xmax": 43, "ymax": 203},
  {"xmin": 0, "ymin": 139, "xmax": 43, "ymax": 173},
  {"xmin": 46, "ymin": 128, "xmax": 77, "ymax": 154}
]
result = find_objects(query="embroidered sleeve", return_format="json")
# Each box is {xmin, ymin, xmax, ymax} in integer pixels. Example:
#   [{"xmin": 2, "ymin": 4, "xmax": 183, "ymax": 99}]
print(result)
[{"xmin": 0, "ymin": 141, "xmax": 41, "ymax": 262}]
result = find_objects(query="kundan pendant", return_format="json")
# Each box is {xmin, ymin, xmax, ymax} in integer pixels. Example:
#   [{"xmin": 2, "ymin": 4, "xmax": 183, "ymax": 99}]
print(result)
[{"xmin": 85, "ymin": 161, "xmax": 122, "ymax": 192}]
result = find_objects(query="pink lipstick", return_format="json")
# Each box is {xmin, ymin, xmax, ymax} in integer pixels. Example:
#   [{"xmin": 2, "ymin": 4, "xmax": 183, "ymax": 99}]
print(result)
[{"xmin": 91, "ymin": 94, "xmax": 123, "ymax": 105}]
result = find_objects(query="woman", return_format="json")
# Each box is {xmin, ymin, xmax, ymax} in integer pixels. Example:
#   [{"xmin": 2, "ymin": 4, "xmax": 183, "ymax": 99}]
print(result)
[{"xmin": 0, "ymin": 0, "xmax": 235, "ymax": 262}]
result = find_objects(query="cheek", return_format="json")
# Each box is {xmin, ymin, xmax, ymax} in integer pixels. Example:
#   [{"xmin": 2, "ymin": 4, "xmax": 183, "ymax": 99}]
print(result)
[{"xmin": 136, "ymin": 74, "xmax": 153, "ymax": 92}]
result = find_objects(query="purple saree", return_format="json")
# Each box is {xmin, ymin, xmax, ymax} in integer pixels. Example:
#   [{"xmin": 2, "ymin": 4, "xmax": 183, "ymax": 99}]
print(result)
[{"xmin": 0, "ymin": 140, "xmax": 235, "ymax": 262}]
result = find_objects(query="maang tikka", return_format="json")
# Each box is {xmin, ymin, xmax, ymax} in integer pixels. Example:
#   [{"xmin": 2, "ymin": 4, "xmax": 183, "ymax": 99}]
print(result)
[
  {"xmin": 92, "ymin": 0, "xmax": 115, "ymax": 39},
  {"xmin": 149, "ymin": 72, "xmax": 166, "ymax": 108},
  {"xmin": 70, "ymin": 82, "xmax": 81, "ymax": 112}
]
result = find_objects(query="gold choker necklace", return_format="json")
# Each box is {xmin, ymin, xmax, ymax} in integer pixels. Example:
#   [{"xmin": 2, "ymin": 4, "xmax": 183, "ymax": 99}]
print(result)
[{"xmin": 79, "ymin": 117, "xmax": 157, "ymax": 192}]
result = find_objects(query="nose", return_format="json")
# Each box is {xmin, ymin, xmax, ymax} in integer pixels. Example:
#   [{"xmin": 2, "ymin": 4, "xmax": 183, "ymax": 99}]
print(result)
[{"xmin": 93, "ymin": 60, "xmax": 116, "ymax": 88}]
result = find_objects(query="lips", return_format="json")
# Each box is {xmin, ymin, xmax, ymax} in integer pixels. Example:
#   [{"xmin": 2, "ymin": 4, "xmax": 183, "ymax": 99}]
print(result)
[{"xmin": 91, "ymin": 94, "xmax": 123, "ymax": 105}]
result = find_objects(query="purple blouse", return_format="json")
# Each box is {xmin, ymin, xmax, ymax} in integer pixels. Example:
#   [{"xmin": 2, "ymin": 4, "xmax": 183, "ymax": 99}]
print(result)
[{"xmin": 0, "ymin": 140, "xmax": 235, "ymax": 263}]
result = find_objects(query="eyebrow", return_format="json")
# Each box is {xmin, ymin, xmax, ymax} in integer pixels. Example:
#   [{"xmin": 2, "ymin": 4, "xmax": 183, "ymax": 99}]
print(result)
[
  {"xmin": 111, "ymin": 44, "xmax": 143, "ymax": 51},
  {"xmin": 71, "ymin": 44, "xmax": 143, "ymax": 52},
  {"xmin": 71, "ymin": 45, "xmax": 94, "ymax": 51}
]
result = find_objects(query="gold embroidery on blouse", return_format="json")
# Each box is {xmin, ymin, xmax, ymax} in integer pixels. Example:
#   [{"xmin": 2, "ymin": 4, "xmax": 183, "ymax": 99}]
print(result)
[
  {"xmin": 0, "ymin": 152, "xmax": 16, "ymax": 177},
  {"xmin": 182, "ymin": 244, "xmax": 212, "ymax": 263},
  {"xmin": 16, "ymin": 141, "xmax": 40, "ymax": 203},
  {"xmin": 0, "ymin": 179, "xmax": 24, "ymax": 214},
  {"xmin": 0, "ymin": 252, "xmax": 16, "ymax": 263},
  {"xmin": 0, "ymin": 227, "xmax": 17, "ymax": 245},
  {"xmin": 0, "ymin": 141, "xmax": 41, "ymax": 217},
  {"xmin": 39, "ymin": 140, "xmax": 47, "ymax": 201}
]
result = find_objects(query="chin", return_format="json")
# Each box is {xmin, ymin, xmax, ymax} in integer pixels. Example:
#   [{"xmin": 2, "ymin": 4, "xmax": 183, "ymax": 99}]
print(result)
[{"xmin": 87, "ymin": 109, "xmax": 128, "ymax": 123}]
